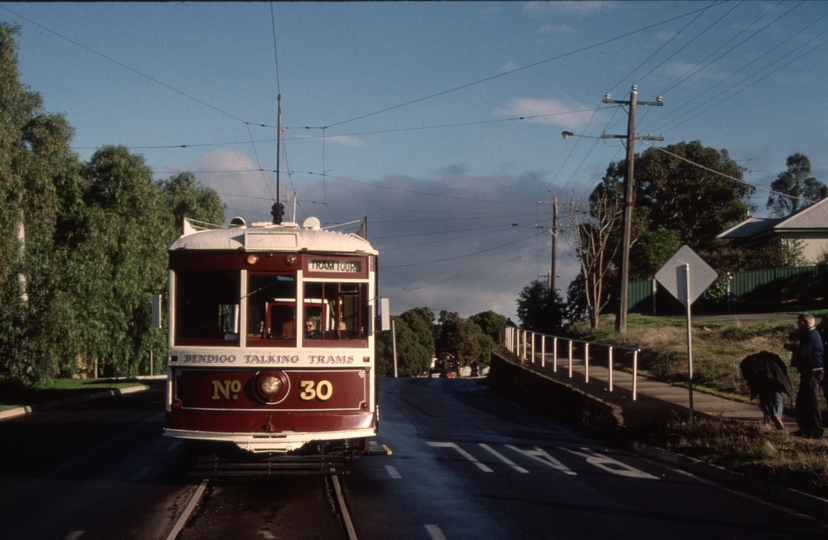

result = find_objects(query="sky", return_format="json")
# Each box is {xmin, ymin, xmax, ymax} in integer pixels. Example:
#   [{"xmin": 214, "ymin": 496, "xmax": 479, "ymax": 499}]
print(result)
[{"xmin": 2, "ymin": 1, "xmax": 827, "ymax": 323}]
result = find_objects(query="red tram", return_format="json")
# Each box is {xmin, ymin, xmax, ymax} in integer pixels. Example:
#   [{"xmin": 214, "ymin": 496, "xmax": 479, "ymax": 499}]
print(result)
[{"xmin": 163, "ymin": 216, "xmax": 379, "ymax": 456}]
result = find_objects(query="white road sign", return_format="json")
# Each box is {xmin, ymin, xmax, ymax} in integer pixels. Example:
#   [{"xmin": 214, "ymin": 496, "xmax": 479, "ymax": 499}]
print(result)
[{"xmin": 655, "ymin": 245, "xmax": 717, "ymax": 306}]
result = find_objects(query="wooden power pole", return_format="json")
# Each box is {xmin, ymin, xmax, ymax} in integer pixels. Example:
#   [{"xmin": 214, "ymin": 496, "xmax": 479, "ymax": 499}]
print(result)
[{"xmin": 602, "ymin": 85, "xmax": 663, "ymax": 333}]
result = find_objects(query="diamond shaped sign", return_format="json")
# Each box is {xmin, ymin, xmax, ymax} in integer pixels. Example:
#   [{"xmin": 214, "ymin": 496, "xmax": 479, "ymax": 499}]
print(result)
[{"xmin": 655, "ymin": 245, "xmax": 717, "ymax": 307}]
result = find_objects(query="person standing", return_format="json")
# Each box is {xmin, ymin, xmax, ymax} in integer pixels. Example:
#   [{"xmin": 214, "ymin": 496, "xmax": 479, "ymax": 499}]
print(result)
[
  {"xmin": 785, "ymin": 313, "xmax": 825, "ymax": 439},
  {"xmin": 740, "ymin": 351, "xmax": 791, "ymax": 430},
  {"xmin": 816, "ymin": 313, "xmax": 828, "ymax": 422}
]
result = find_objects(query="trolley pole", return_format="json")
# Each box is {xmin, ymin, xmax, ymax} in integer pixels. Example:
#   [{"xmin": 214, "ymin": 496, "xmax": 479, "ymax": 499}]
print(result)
[{"xmin": 602, "ymin": 85, "xmax": 663, "ymax": 333}]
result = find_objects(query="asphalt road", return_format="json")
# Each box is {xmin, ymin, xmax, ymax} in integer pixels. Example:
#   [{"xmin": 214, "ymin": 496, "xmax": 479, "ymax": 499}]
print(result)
[
  {"xmin": 0, "ymin": 381, "xmax": 192, "ymax": 540},
  {"xmin": 2, "ymin": 377, "xmax": 827, "ymax": 540},
  {"xmin": 345, "ymin": 378, "xmax": 828, "ymax": 540}
]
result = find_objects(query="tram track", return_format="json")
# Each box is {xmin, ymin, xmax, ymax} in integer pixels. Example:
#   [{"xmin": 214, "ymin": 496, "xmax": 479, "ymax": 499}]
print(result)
[{"xmin": 167, "ymin": 471, "xmax": 359, "ymax": 540}]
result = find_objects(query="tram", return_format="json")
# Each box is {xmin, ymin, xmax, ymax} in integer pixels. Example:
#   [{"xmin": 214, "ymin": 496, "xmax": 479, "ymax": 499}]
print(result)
[{"xmin": 163, "ymin": 215, "xmax": 379, "ymax": 456}]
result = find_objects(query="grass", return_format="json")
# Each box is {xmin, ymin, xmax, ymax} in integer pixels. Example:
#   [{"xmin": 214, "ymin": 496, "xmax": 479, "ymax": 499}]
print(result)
[
  {"xmin": 0, "ymin": 377, "xmax": 148, "ymax": 412},
  {"xmin": 640, "ymin": 416, "xmax": 828, "ymax": 500},
  {"xmin": 569, "ymin": 312, "xmax": 828, "ymax": 500}
]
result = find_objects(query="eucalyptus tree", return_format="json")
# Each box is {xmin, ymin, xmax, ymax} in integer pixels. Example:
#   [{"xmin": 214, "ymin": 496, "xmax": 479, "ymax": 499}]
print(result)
[
  {"xmin": 0, "ymin": 23, "xmax": 89, "ymax": 385},
  {"xmin": 766, "ymin": 154, "xmax": 824, "ymax": 217},
  {"xmin": 158, "ymin": 171, "xmax": 226, "ymax": 239},
  {"xmin": 375, "ymin": 315, "xmax": 432, "ymax": 377}
]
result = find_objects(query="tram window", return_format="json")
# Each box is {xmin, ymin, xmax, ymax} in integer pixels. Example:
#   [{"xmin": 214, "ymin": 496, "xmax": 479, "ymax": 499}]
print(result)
[
  {"xmin": 303, "ymin": 281, "xmax": 368, "ymax": 341},
  {"xmin": 175, "ymin": 270, "xmax": 240, "ymax": 342},
  {"xmin": 247, "ymin": 273, "xmax": 296, "ymax": 342}
]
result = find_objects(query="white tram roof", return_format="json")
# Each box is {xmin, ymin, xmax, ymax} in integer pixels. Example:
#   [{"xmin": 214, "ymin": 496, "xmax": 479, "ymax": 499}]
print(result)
[{"xmin": 168, "ymin": 216, "xmax": 377, "ymax": 255}]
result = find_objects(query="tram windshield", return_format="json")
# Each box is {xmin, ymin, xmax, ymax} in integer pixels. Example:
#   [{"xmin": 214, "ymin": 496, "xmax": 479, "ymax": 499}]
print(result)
[
  {"xmin": 303, "ymin": 281, "xmax": 368, "ymax": 341},
  {"xmin": 175, "ymin": 270, "xmax": 240, "ymax": 343},
  {"xmin": 173, "ymin": 267, "xmax": 370, "ymax": 347}
]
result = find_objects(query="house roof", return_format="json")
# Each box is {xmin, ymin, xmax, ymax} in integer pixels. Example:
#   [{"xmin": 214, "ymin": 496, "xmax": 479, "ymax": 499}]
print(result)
[
  {"xmin": 717, "ymin": 216, "xmax": 780, "ymax": 239},
  {"xmin": 718, "ymin": 196, "xmax": 828, "ymax": 239},
  {"xmin": 773, "ymin": 196, "xmax": 828, "ymax": 232}
]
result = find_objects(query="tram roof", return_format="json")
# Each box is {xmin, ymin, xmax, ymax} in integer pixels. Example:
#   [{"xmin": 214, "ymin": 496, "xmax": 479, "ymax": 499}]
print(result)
[{"xmin": 168, "ymin": 216, "xmax": 377, "ymax": 255}]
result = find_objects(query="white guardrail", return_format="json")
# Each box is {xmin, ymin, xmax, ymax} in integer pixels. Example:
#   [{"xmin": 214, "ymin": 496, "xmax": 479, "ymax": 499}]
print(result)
[{"xmin": 504, "ymin": 327, "xmax": 641, "ymax": 401}]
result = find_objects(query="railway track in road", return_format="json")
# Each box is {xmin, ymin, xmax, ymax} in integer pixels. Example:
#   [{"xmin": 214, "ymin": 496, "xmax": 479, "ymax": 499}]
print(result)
[{"xmin": 167, "ymin": 472, "xmax": 358, "ymax": 540}]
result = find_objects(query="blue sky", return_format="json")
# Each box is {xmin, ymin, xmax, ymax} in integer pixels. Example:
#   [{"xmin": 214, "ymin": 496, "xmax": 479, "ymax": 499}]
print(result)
[{"xmin": 3, "ymin": 2, "xmax": 827, "ymax": 322}]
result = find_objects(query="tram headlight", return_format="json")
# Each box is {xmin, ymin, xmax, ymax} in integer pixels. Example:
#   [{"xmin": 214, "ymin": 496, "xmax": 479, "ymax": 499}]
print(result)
[
  {"xmin": 255, "ymin": 370, "xmax": 290, "ymax": 403},
  {"xmin": 260, "ymin": 375, "xmax": 282, "ymax": 395}
]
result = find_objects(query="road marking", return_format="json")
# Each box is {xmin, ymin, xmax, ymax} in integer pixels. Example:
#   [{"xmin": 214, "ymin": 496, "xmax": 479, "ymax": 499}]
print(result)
[
  {"xmin": 425, "ymin": 524, "xmax": 448, "ymax": 540},
  {"xmin": 385, "ymin": 465, "xmax": 402, "ymax": 478},
  {"xmin": 166, "ymin": 440, "xmax": 182, "ymax": 452},
  {"xmin": 561, "ymin": 447, "xmax": 659, "ymax": 480},
  {"xmin": 427, "ymin": 442, "xmax": 493, "ymax": 472},
  {"xmin": 506, "ymin": 445, "xmax": 577, "ymax": 475},
  {"xmin": 479, "ymin": 443, "xmax": 528, "ymax": 473},
  {"xmin": 62, "ymin": 532, "xmax": 84, "ymax": 540}
]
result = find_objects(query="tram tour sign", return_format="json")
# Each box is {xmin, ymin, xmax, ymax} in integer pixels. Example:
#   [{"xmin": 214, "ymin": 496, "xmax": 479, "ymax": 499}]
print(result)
[{"xmin": 655, "ymin": 245, "xmax": 718, "ymax": 425}]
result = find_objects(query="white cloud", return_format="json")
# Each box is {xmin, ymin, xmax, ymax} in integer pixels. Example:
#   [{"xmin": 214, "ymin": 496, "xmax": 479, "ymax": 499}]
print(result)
[
  {"xmin": 326, "ymin": 135, "xmax": 366, "ymax": 147},
  {"xmin": 495, "ymin": 97, "xmax": 597, "ymax": 130},
  {"xmin": 538, "ymin": 23, "xmax": 576, "ymax": 35},
  {"xmin": 524, "ymin": 1, "xmax": 612, "ymax": 17}
]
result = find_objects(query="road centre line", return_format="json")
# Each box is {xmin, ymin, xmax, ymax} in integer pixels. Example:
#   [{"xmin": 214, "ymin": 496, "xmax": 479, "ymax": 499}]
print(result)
[
  {"xmin": 385, "ymin": 465, "xmax": 402, "ymax": 478},
  {"xmin": 62, "ymin": 532, "xmax": 84, "ymax": 540},
  {"xmin": 427, "ymin": 442, "xmax": 493, "ymax": 472},
  {"xmin": 479, "ymin": 443, "xmax": 529, "ymax": 473},
  {"xmin": 425, "ymin": 524, "xmax": 448, "ymax": 540}
]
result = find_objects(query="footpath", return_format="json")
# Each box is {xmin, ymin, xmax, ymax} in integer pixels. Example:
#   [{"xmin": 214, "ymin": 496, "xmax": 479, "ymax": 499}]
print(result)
[{"xmin": 488, "ymin": 348, "xmax": 828, "ymax": 523}]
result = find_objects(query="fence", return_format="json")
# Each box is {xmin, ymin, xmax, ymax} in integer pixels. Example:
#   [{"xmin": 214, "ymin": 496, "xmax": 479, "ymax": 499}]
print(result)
[
  {"xmin": 629, "ymin": 265, "xmax": 826, "ymax": 315},
  {"xmin": 504, "ymin": 327, "xmax": 641, "ymax": 400}
]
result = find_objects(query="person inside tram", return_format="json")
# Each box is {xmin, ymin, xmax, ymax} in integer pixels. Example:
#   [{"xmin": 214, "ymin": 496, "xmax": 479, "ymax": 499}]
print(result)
[{"xmin": 304, "ymin": 318, "xmax": 322, "ymax": 340}]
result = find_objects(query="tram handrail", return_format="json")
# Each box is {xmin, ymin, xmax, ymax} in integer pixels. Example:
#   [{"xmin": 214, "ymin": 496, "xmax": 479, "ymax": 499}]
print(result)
[{"xmin": 503, "ymin": 327, "xmax": 640, "ymax": 400}]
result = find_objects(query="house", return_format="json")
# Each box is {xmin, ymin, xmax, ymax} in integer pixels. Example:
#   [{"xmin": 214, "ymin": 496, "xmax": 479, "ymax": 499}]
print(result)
[{"xmin": 717, "ymin": 193, "xmax": 828, "ymax": 264}]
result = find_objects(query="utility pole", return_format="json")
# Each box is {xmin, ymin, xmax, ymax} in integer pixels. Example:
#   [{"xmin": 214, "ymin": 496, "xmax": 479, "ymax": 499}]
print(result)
[
  {"xmin": 602, "ymin": 85, "xmax": 663, "ymax": 333},
  {"xmin": 535, "ymin": 197, "xmax": 558, "ymax": 293}
]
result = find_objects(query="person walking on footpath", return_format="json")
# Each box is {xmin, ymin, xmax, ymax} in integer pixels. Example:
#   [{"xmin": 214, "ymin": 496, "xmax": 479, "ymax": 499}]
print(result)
[
  {"xmin": 816, "ymin": 313, "xmax": 828, "ymax": 422},
  {"xmin": 740, "ymin": 351, "xmax": 791, "ymax": 430},
  {"xmin": 785, "ymin": 313, "xmax": 825, "ymax": 439}
]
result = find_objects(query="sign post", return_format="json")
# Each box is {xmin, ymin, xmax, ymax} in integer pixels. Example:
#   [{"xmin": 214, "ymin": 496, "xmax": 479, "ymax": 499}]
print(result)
[{"xmin": 655, "ymin": 246, "xmax": 717, "ymax": 426}]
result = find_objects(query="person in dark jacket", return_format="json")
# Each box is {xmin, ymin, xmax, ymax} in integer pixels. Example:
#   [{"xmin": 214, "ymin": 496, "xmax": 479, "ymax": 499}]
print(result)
[
  {"xmin": 740, "ymin": 351, "xmax": 792, "ymax": 430},
  {"xmin": 817, "ymin": 314, "xmax": 828, "ymax": 422},
  {"xmin": 785, "ymin": 313, "xmax": 824, "ymax": 439}
]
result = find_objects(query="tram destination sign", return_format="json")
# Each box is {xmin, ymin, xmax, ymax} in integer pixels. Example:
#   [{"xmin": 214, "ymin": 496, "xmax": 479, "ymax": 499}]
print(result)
[{"xmin": 309, "ymin": 259, "xmax": 361, "ymax": 273}]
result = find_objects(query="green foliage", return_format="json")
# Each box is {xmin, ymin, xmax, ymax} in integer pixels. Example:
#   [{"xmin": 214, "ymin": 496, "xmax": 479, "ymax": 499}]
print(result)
[
  {"xmin": 629, "ymin": 226, "xmax": 681, "ymax": 280},
  {"xmin": 0, "ymin": 24, "xmax": 225, "ymax": 385},
  {"xmin": 469, "ymin": 310, "xmax": 506, "ymax": 345},
  {"xmin": 766, "ymin": 154, "xmax": 825, "ymax": 218},
  {"xmin": 376, "ymin": 315, "xmax": 433, "ymax": 377},
  {"xmin": 158, "ymin": 171, "xmax": 226, "ymax": 236},
  {"xmin": 597, "ymin": 141, "xmax": 751, "ymax": 282},
  {"xmin": 516, "ymin": 280, "xmax": 565, "ymax": 335},
  {"xmin": 435, "ymin": 310, "xmax": 493, "ymax": 368}
]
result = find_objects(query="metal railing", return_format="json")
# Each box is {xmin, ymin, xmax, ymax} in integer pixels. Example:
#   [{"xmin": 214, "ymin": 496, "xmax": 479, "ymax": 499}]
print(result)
[{"xmin": 504, "ymin": 327, "xmax": 641, "ymax": 400}]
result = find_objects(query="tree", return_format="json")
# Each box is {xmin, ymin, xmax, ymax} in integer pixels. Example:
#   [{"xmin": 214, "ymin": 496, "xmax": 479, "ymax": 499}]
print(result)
[
  {"xmin": 375, "ymin": 316, "xmax": 431, "ymax": 377},
  {"xmin": 515, "ymin": 281, "xmax": 565, "ymax": 334},
  {"xmin": 0, "ymin": 23, "xmax": 89, "ymax": 385},
  {"xmin": 435, "ymin": 310, "xmax": 493, "ymax": 368},
  {"xmin": 631, "ymin": 141, "xmax": 751, "ymax": 254},
  {"xmin": 72, "ymin": 146, "xmax": 170, "ymax": 376},
  {"xmin": 469, "ymin": 310, "xmax": 506, "ymax": 345},
  {"xmin": 0, "ymin": 25, "xmax": 228, "ymax": 385},
  {"xmin": 399, "ymin": 309, "xmax": 435, "ymax": 361},
  {"xmin": 766, "ymin": 154, "xmax": 824, "ymax": 217},
  {"xmin": 158, "ymin": 171, "xmax": 226, "ymax": 238},
  {"xmin": 564, "ymin": 178, "xmax": 624, "ymax": 330}
]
